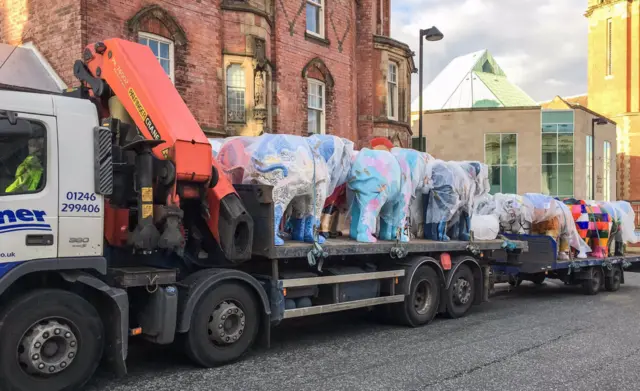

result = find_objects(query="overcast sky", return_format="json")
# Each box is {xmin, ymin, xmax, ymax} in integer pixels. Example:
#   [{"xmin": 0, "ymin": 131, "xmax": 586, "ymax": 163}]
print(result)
[{"xmin": 391, "ymin": 0, "xmax": 588, "ymax": 103}]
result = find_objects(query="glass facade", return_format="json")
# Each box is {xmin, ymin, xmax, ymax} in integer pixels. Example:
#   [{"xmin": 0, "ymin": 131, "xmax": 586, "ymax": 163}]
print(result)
[
  {"xmin": 485, "ymin": 133, "xmax": 517, "ymax": 194},
  {"xmin": 541, "ymin": 110, "xmax": 574, "ymax": 198}
]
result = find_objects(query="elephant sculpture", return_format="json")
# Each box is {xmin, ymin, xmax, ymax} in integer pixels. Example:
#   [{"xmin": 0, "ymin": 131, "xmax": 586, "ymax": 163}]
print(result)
[
  {"xmin": 216, "ymin": 134, "xmax": 331, "ymax": 246},
  {"xmin": 347, "ymin": 148, "xmax": 405, "ymax": 243},
  {"xmin": 423, "ymin": 160, "xmax": 488, "ymax": 241},
  {"xmin": 597, "ymin": 201, "xmax": 638, "ymax": 256},
  {"xmin": 562, "ymin": 198, "xmax": 611, "ymax": 258}
]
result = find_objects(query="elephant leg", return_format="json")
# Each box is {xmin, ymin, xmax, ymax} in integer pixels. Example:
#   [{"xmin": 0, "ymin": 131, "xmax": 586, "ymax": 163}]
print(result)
[
  {"xmin": 391, "ymin": 200, "xmax": 410, "ymax": 242},
  {"xmin": 303, "ymin": 184, "xmax": 328, "ymax": 244},
  {"xmin": 378, "ymin": 201, "xmax": 396, "ymax": 241},
  {"xmin": 289, "ymin": 196, "xmax": 307, "ymax": 242},
  {"xmin": 272, "ymin": 191, "xmax": 296, "ymax": 246},
  {"xmin": 352, "ymin": 193, "xmax": 384, "ymax": 243},
  {"xmin": 557, "ymin": 236, "xmax": 570, "ymax": 260},
  {"xmin": 456, "ymin": 210, "xmax": 471, "ymax": 241}
]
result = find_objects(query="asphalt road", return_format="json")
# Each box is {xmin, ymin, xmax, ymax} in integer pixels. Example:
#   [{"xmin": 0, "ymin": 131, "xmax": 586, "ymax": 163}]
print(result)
[{"xmin": 87, "ymin": 273, "xmax": 640, "ymax": 391}]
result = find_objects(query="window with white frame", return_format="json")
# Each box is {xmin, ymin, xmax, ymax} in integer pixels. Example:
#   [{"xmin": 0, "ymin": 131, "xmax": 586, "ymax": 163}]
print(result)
[
  {"xmin": 307, "ymin": 79, "xmax": 325, "ymax": 134},
  {"xmin": 139, "ymin": 32, "xmax": 174, "ymax": 83},
  {"xmin": 387, "ymin": 62, "xmax": 398, "ymax": 120},
  {"xmin": 226, "ymin": 64, "xmax": 246, "ymax": 123},
  {"xmin": 306, "ymin": 0, "xmax": 324, "ymax": 37}
]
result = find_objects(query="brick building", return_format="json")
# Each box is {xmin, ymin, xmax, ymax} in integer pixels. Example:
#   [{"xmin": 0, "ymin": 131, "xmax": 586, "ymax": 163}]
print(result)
[{"xmin": 1, "ymin": 0, "xmax": 416, "ymax": 147}]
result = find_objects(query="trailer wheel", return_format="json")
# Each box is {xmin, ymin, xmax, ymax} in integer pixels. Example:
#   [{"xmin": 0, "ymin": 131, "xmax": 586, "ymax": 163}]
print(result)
[
  {"xmin": 393, "ymin": 266, "xmax": 441, "ymax": 327},
  {"xmin": 0, "ymin": 289, "xmax": 104, "ymax": 391},
  {"xmin": 605, "ymin": 267, "xmax": 622, "ymax": 292},
  {"xmin": 582, "ymin": 266, "xmax": 604, "ymax": 295},
  {"xmin": 445, "ymin": 264, "xmax": 475, "ymax": 319},
  {"xmin": 184, "ymin": 282, "xmax": 259, "ymax": 367}
]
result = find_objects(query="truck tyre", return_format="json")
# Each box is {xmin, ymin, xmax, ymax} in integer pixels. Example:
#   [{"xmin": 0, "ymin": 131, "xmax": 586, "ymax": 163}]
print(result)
[
  {"xmin": 445, "ymin": 264, "xmax": 475, "ymax": 319},
  {"xmin": 184, "ymin": 282, "xmax": 259, "ymax": 367},
  {"xmin": 582, "ymin": 266, "xmax": 604, "ymax": 295},
  {"xmin": 605, "ymin": 267, "xmax": 622, "ymax": 292},
  {"xmin": 393, "ymin": 266, "xmax": 441, "ymax": 327},
  {"xmin": 0, "ymin": 289, "xmax": 104, "ymax": 391}
]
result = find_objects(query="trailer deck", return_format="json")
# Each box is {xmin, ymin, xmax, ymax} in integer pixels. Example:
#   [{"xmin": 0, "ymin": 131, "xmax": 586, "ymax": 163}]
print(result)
[{"xmin": 271, "ymin": 237, "xmax": 529, "ymax": 259}]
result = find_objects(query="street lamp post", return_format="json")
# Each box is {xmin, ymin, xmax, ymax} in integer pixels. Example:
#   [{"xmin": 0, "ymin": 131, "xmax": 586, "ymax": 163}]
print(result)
[
  {"xmin": 418, "ymin": 26, "xmax": 443, "ymax": 152},
  {"xmin": 591, "ymin": 116, "xmax": 608, "ymax": 199}
]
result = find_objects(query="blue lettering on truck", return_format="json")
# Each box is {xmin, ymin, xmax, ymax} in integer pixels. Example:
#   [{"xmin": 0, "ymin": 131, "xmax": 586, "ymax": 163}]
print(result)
[{"xmin": 0, "ymin": 209, "xmax": 51, "ymax": 234}]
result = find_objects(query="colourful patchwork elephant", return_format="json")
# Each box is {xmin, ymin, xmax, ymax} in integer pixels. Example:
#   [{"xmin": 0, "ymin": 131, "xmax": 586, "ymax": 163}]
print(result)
[
  {"xmin": 217, "ymin": 134, "xmax": 330, "ymax": 246},
  {"xmin": 562, "ymin": 198, "xmax": 611, "ymax": 258},
  {"xmin": 347, "ymin": 148, "xmax": 404, "ymax": 243}
]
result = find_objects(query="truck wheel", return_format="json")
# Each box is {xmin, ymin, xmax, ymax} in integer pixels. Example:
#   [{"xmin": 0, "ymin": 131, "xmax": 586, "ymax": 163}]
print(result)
[
  {"xmin": 445, "ymin": 264, "xmax": 475, "ymax": 319},
  {"xmin": 582, "ymin": 267, "xmax": 604, "ymax": 295},
  {"xmin": 393, "ymin": 266, "xmax": 441, "ymax": 327},
  {"xmin": 508, "ymin": 276, "xmax": 522, "ymax": 287},
  {"xmin": 605, "ymin": 267, "xmax": 622, "ymax": 292},
  {"xmin": 0, "ymin": 289, "xmax": 104, "ymax": 391},
  {"xmin": 184, "ymin": 282, "xmax": 259, "ymax": 367}
]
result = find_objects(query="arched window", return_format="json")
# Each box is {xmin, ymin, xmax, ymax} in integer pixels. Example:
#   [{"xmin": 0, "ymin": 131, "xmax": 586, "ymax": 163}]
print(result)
[
  {"xmin": 138, "ymin": 32, "xmax": 174, "ymax": 83},
  {"xmin": 227, "ymin": 65, "xmax": 246, "ymax": 123}
]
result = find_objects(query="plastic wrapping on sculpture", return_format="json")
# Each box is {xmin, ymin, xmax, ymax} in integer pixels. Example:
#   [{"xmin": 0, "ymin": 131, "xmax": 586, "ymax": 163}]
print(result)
[
  {"xmin": 347, "ymin": 148, "xmax": 405, "ymax": 243},
  {"xmin": 562, "ymin": 198, "xmax": 611, "ymax": 258},
  {"xmin": 612, "ymin": 201, "xmax": 638, "ymax": 244},
  {"xmin": 556, "ymin": 202, "xmax": 592, "ymax": 259},
  {"xmin": 389, "ymin": 148, "xmax": 432, "ymax": 241},
  {"xmin": 523, "ymin": 193, "xmax": 563, "ymax": 223},
  {"xmin": 484, "ymin": 193, "xmax": 534, "ymax": 234},
  {"xmin": 215, "ymin": 136, "xmax": 258, "ymax": 183},
  {"xmin": 598, "ymin": 201, "xmax": 638, "ymax": 245},
  {"xmin": 222, "ymin": 134, "xmax": 330, "ymax": 246},
  {"xmin": 423, "ymin": 160, "xmax": 475, "ymax": 242},
  {"xmin": 208, "ymin": 138, "xmax": 226, "ymax": 158},
  {"xmin": 470, "ymin": 214, "xmax": 500, "ymax": 240},
  {"xmin": 306, "ymin": 134, "xmax": 355, "ymax": 198},
  {"xmin": 407, "ymin": 152, "xmax": 436, "ymax": 239}
]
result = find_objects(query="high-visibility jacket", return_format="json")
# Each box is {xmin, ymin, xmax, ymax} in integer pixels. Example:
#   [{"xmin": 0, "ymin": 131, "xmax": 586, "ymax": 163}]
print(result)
[{"xmin": 5, "ymin": 155, "xmax": 43, "ymax": 193}]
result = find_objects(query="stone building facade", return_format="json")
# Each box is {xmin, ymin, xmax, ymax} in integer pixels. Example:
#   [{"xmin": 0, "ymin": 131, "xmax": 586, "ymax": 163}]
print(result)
[
  {"xmin": 1, "ymin": 0, "xmax": 416, "ymax": 147},
  {"xmin": 585, "ymin": 0, "xmax": 640, "ymax": 200},
  {"xmin": 415, "ymin": 102, "xmax": 617, "ymax": 201}
]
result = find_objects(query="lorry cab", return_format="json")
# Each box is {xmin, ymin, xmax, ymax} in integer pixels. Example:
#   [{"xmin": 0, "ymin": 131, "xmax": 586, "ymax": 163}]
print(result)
[{"xmin": 0, "ymin": 90, "xmax": 104, "ymax": 270}]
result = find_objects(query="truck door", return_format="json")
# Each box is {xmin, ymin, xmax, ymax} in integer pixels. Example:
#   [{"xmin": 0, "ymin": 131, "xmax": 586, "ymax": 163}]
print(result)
[{"xmin": 0, "ymin": 112, "xmax": 58, "ymax": 266}]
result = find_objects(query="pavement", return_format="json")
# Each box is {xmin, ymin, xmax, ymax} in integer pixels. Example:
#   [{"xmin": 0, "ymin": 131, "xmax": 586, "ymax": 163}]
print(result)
[{"xmin": 87, "ymin": 273, "xmax": 640, "ymax": 391}]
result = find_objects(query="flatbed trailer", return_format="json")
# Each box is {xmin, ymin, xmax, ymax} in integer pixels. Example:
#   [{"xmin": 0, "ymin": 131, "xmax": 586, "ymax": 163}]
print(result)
[{"xmin": 489, "ymin": 234, "xmax": 640, "ymax": 295}]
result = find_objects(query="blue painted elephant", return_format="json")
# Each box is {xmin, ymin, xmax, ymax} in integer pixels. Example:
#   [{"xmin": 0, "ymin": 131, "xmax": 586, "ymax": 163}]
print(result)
[
  {"xmin": 347, "ymin": 148, "xmax": 405, "ymax": 243},
  {"xmin": 389, "ymin": 148, "xmax": 432, "ymax": 242},
  {"xmin": 423, "ymin": 160, "xmax": 488, "ymax": 241},
  {"xmin": 217, "ymin": 134, "xmax": 330, "ymax": 246}
]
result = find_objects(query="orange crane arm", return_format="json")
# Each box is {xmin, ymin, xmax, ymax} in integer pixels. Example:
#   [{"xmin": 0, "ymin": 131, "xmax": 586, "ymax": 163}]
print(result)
[{"xmin": 74, "ymin": 39, "xmax": 252, "ymax": 262}]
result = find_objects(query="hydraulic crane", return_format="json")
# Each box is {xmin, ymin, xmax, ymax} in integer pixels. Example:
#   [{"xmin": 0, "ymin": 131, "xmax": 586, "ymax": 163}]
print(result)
[{"xmin": 71, "ymin": 38, "xmax": 253, "ymax": 263}]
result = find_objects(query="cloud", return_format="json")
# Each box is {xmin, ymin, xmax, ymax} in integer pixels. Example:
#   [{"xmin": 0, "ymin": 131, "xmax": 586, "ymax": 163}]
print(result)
[{"xmin": 391, "ymin": 0, "xmax": 588, "ymax": 102}]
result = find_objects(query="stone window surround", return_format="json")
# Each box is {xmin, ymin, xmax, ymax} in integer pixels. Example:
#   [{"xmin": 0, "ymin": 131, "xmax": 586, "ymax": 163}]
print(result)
[
  {"xmin": 223, "ymin": 54, "xmax": 273, "ymax": 136},
  {"xmin": 307, "ymin": 77, "xmax": 326, "ymax": 135},
  {"xmin": 381, "ymin": 51, "xmax": 409, "ymax": 124}
]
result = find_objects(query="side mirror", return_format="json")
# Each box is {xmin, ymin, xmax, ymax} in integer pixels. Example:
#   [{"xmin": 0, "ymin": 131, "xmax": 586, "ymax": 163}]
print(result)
[{"xmin": 0, "ymin": 117, "xmax": 34, "ymax": 137}]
